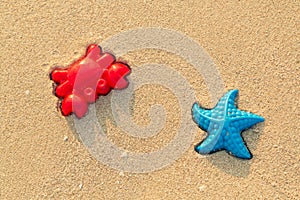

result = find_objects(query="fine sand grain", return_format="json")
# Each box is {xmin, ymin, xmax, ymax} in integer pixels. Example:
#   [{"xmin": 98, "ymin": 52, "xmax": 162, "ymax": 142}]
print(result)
[{"xmin": 0, "ymin": 0, "xmax": 299, "ymax": 199}]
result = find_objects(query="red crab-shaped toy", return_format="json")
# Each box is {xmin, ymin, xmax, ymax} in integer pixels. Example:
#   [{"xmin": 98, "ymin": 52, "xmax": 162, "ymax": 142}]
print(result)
[{"xmin": 50, "ymin": 44, "xmax": 131, "ymax": 118}]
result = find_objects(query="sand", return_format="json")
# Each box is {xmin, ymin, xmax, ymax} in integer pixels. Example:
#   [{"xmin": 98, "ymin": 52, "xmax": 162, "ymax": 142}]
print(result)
[{"xmin": 0, "ymin": 0, "xmax": 299, "ymax": 199}]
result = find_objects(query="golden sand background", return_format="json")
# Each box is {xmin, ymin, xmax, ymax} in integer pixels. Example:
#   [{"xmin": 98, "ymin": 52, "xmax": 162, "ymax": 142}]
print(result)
[{"xmin": 0, "ymin": 0, "xmax": 299, "ymax": 199}]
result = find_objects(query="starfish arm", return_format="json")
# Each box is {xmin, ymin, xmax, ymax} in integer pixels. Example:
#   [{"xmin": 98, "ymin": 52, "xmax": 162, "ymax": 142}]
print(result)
[
  {"xmin": 230, "ymin": 112, "xmax": 264, "ymax": 131},
  {"xmin": 192, "ymin": 103, "xmax": 212, "ymax": 131},
  {"xmin": 195, "ymin": 123, "xmax": 225, "ymax": 154},
  {"xmin": 214, "ymin": 89, "xmax": 238, "ymax": 117},
  {"xmin": 224, "ymin": 129, "xmax": 252, "ymax": 159},
  {"xmin": 195, "ymin": 131, "xmax": 223, "ymax": 154}
]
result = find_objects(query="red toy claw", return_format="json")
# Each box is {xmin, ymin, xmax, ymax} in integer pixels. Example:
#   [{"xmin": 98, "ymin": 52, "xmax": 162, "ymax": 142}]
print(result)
[{"xmin": 50, "ymin": 44, "xmax": 131, "ymax": 118}]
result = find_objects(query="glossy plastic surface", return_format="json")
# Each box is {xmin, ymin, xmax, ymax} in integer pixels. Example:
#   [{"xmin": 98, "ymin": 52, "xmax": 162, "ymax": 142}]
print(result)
[
  {"xmin": 50, "ymin": 44, "xmax": 131, "ymax": 118},
  {"xmin": 192, "ymin": 89, "xmax": 264, "ymax": 159}
]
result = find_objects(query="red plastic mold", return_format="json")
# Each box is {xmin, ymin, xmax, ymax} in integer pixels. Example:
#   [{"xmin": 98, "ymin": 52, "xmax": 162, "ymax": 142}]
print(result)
[{"xmin": 50, "ymin": 44, "xmax": 131, "ymax": 118}]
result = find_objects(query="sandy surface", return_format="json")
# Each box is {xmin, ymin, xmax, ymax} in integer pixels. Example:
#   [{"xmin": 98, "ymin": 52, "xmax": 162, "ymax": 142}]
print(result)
[{"xmin": 0, "ymin": 0, "xmax": 299, "ymax": 199}]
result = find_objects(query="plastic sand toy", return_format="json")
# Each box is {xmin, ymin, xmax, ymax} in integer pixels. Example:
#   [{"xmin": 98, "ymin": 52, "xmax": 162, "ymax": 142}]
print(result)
[
  {"xmin": 50, "ymin": 44, "xmax": 131, "ymax": 118},
  {"xmin": 192, "ymin": 89, "xmax": 264, "ymax": 159}
]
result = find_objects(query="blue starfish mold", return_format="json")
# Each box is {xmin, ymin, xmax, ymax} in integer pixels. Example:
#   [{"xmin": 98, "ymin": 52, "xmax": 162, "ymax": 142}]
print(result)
[{"xmin": 192, "ymin": 89, "xmax": 264, "ymax": 159}]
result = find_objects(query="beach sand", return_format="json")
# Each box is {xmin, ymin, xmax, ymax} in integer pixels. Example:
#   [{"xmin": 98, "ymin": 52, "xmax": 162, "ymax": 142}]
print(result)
[{"xmin": 0, "ymin": 0, "xmax": 299, "ymax": 199}]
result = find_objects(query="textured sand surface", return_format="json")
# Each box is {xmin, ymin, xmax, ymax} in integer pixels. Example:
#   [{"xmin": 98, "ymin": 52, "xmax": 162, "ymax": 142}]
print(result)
[{"xmin": 0, "ymin": 0, "xmax": 299, "ymax": 199}]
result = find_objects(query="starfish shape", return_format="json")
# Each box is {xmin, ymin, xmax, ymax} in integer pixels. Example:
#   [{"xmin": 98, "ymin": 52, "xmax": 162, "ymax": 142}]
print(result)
[
  {"xmin": 50, "ymin": 44, "xmax": 131, "ymax": 118},
  {"xmin": 192, "ymin": 89, "xmax": 264, "ymax": 159}
]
